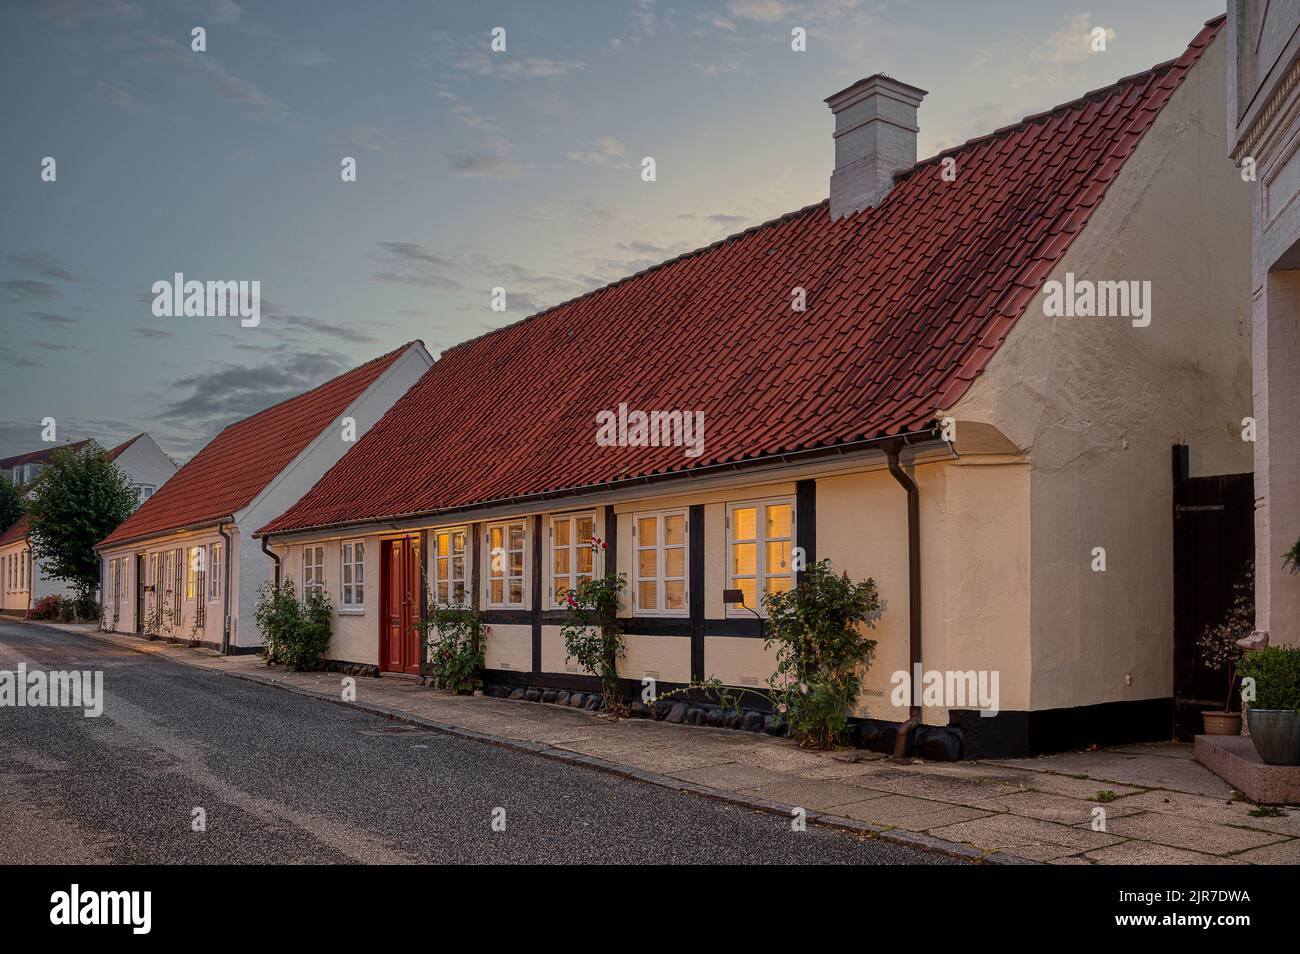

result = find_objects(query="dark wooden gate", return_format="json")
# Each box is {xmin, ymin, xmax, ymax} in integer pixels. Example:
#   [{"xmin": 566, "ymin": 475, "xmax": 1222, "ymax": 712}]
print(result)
[{"xmin": 1172, "ymin": 452, "xmax": 1254, "ymax": 741}]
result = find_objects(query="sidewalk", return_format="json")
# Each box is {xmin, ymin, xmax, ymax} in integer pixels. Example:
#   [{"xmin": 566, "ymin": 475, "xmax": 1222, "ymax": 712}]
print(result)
[{"xmin": 46, "ymin": 622, "xmax": 1300, "ymax": 865}]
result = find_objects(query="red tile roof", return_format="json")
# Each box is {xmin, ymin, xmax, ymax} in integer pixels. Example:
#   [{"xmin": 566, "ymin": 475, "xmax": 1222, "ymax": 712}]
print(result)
[
  {"xmin": 98, "ymin": 344, "xmax": 417, "ymax": 549},
  {"xmin": 105, "ymin": 434, "xmax": 143, "ymax": 462},
  {"xmin": 0, "ymin": 440, "xmax": 91, "ymax": 472},
  {"xmin": 0, "ymin": 514, "xmax": 29, "ymax": 549},
  {"xmin": 260, "ymin": 18, "xmax": 1222, "ymax": 537}
]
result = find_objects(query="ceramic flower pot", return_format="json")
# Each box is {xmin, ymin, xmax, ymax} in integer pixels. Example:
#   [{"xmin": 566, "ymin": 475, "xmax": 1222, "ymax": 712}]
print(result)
[
  {"xmin": 1246, "ymin": 709, "xmax": 1300, "ymax": 765},
  {"xmin": 1200, "ymin": 710, "xmax": 1242, "ymax": 736}
]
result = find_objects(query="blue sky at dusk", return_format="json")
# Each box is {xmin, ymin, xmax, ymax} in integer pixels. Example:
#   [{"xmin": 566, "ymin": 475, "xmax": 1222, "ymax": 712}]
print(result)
[{"xmin": 0, "ymin": 0, "xmax": 1225, "ymax": 460}]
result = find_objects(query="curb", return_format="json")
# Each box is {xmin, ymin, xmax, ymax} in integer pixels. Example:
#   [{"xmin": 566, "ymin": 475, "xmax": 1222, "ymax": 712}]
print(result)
[{"xmin": 73, "ymin": 625, "xmax": 1021, "ymax": 865}]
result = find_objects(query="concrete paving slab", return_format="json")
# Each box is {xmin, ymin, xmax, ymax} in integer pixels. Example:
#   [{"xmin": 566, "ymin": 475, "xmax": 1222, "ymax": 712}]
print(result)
[
  {"xmin": 739, "ymin": 778, "xmax": 892, "ymax": 810},
  {"xmin": 930, "ymin": 812, "xmax": 1122, "ymax": 861},
  {"xmin": 856, "ymin": 774, "xmax": 1031, "ymax": 809},
  {"xmin": 1083, "ymin": 842, "xmax": 1244, "ymax": 865},
  {"xmin": 1014, "ymin": 773, "xmax": 1145, "ymax": 801},
  {"xmin": 1230, "ymin": 840, "xmax": 1300, "ymax": 864},
  {"xmin": 669, "ymin": 762, "xmax": 794, "ymax": 792},
  {"xmin": 1101, "ymin": 812, "xmax": 1289, "ymax": 855},
  {"xmin": 825, "ymin": 794, "xmax": 993, "ymax": 831},
  {"xmin": 988, "ymin": 749, "xmax": 1233, "ymax": 797},
  {"xmin": 1117, "ymin": 789, "xmax": 1300, "ymax": 836},
  {"xmin": 996, "ymin": 790, "xmax": 1143, "ymax": 825}
]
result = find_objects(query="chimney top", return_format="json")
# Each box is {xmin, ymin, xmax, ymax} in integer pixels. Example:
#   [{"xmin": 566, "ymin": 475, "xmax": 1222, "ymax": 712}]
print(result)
[{"xmin": 826, "ymin": 74, "xmax": 927, "ymax": 219}]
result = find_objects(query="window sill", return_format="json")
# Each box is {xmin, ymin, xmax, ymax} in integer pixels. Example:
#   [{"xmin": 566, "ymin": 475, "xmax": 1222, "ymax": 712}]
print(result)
[{"xmin": 338, "ymin": 607, "xmax": 366, "ymax": 616}]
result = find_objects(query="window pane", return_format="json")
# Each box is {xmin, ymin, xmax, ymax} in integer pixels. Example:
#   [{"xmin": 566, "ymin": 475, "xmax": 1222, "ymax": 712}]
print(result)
[
  {"xmin": 490, "ymin": 527, "xmax": 503, "ymax": 550},
  {"xmin": 665, "ymin": 579, "xmax": 686, "ymax": 609},
  {"xmin": 355, "ymin": 587, "xmax": 363, "ymax": 605},
  {"xmin": 451, "ymin": 531, "xmax": 464, "ymax": 555},
  {"xmin": 731, "ymin": 542, "xmax": 756, "ymax": 576},
  {"xmin": 509, "ymin": 551, "xmax": 524, "ymax": 576},
  {"xmin": 637, "ymin": 549, "xmax": 657, "ymax": 579},
  {"xmin": 554, "ymin": 578, "xmax": 568, "ymax": 603},
  {"xmin": 554, "ymin": 519, "xmax": 571, "ymax": 547},
  {"xmin": 490, "ymin": 579, "xmax": 504, "ymax": 603},
  {"xmin": 665, "ymin": 547, "xmax": 685, "ymax": 578},
  {"xmin": 356, "ymin": 564, "xmax": 363, "ymax": 584},
  {"xmin": 637, "ymin": 516, "xmax": 656, "ymax": 546},
  {"xmin": 437, "ymin": 582, "xmax": 448, "ymax": 604},
  {"xmin": 766, "ymin": 503, "xmax": 792, "ymax": 538},
  {"xmin": 508, "ymin": 524, "xmax": 525, "ymax": 551},
  {"xmin": 766, "ymin": 540, "xmax": 791, "ymax": 574},
  {"xmin": 508, "ymin": 580, "xmax": 523, "ymax": 604},
  {"xmin": 355, "ymin": 542, "xmax": 364, "ymax": 560},
  {"xmin": 638, "ymin": 580, "xmax": 657, "ymax": 609},
  {"xmin": 664, "ymin": 513, "xmax": 685, "ymax": 546},
  {"xmin": 450, "ymin": 556, "xmax": 463, "ymax": 581},
  {"xmin": 733, "ymin": 507, "xmax": 756, "ymax": 540},
  {"xmin": 737, "ymin": 578, "xmax": 757, "ymax": 609},
  {"xmin": 437, "ymin": 555, "xmax": 449, "ymax": 580},
  {"xmin": 576, "ymin": 515, "xmax": 594, "ymax": 543},
  {"xmin": 343, "ymin": 564, "xmax": 352, "ymax": 585},
  {"xmin": 553, "ymin": 548, "xmax": 570, "ymax": 575},
  {"xmin": 436, "ymin": 533, "xmax": 449, "ymax": 556},
  {"xmin": 576, "ymin": 546, "xmax": 593, "ymax": 575},
  {"xmin": 766, "ymin": 575, "xmax": 793, "ymax": 598}
]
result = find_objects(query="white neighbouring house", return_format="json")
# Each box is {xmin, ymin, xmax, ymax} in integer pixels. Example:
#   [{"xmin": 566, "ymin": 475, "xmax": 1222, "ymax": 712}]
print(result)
[
  {"xmin": 0, "ymin": 434, "xmax": 178, "ymax": 616},
  {"xmin": 94, "ymin": 342, "xmax": 433, "ymax": 650}
]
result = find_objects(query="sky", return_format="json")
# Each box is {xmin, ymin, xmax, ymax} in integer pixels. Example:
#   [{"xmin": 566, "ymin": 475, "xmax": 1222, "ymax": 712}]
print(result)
[{"xmin": 0, "ymin": 0, "xmax": 1227, "ymax": 461}]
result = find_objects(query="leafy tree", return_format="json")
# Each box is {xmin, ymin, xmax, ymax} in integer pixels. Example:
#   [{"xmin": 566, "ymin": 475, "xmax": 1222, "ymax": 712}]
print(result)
[
  {"xmin": 26, "ymin": 446, "xmax": 138, "ymax": 598},
  {"xmin": 0, "ymin": 477, "xmax": 23, "ymax": 535}
]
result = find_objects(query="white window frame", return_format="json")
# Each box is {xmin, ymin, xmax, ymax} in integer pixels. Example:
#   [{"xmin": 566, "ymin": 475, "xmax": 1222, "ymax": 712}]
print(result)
[
  {"xmin": 428, "ymin": 527, "xmax": 467, "ymax": 608},
  {"xmin": 172, "ymin": 548, "xmax": 183, "ymax": 625},
  {"xmin": 548, "ymin": 512, "xmax": 597, "ymax": 608},
  {"xmin": 186, "ymin": 546, "xmax": 202, "ymax": 601},
  {"xmin": 725, "ymin": 497, "xmax": 796, "ymax": 618},
  {"xmin": 484, "ymin": 519, "xmax": 528, "ymax": 609},
  {"xmin": 340, "ymin": 539, "xmax": 365, "ymax": 611},
  {"xmin": 208, "ymin": 542, "xmax": 222, "ymax": 601},
  {"xmin": 302, "ymin": 545, "xmax": 325, "ymax": 599},
  {"xmin": 632, "ymin": 508, "xmax": 689, "ymax": 617}
]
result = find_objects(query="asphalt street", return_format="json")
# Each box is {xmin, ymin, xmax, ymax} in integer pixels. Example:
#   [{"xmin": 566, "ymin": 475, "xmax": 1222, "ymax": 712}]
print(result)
[{"xmin": 0, "ymin": 620, "xmax": 957, "ymax": 864}]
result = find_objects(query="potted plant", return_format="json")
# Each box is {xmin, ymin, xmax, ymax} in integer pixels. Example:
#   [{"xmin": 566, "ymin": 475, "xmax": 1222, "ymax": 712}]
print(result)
[
  {"xmin": 1194, "ymin": 565, "xmax": 1252, "ymax": 735},
  {"xmin": 1236, "ymin": 646, "xmax": 1300, "ymax": 765}
]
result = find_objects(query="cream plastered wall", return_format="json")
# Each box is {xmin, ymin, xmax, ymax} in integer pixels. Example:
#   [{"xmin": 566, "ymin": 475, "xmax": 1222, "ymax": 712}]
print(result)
[
  {"xmin": 0, "ymin": 541, "xmax": 31, "ymax": 613},
  {"xmin": 814, "ymin": 460, "xmax": 1031, "ymax": 726},
  {"xmin": 279, "ymin": 534, "xmax": 380, "ymax": 666},
  {"xmin": 99, "ymin": 527, "xmax": 229, "ymax": 644},
  {"xmin": 948, "ymin": 33, "xmax": 1253, "ymax": 711}
]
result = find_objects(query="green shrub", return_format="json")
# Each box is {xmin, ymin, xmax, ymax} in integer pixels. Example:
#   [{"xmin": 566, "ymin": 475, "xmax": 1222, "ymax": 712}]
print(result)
[
  {"xmin": 421, "ymin": 604, "xmax": 486, "ymax": 694},
  {"xmin": 763, "ymin": 559, "xmax": 883, "ymax": 749},
  {"xmin": 255, "ymin": 579, "xmax": 332, "ymax": 672},
  {"xmin": 561, "ymin": 572, "xmax": 627, "ymax": 709},
  {"xmin": 1237, "ymin": 646, "xmax": 1300, "ymax": 711}
]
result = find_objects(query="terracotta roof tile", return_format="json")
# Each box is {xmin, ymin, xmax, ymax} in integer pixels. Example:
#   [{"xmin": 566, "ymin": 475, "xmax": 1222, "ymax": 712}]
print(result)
[
  {"xmin": 260, "ymin": 17, "xmax": 1222, "ymax": 537},
  {"xmin": 98, "ymin": 344, "xmax": 416, "ymax": 549},
  {"xmin": 0, "ymin": 514, "xmax": 29, "ymax": 548}
]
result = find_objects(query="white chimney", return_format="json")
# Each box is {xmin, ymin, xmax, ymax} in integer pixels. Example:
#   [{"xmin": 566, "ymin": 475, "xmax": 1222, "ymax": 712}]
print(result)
[{"xmin": 825, "ymin": 74, "xmax": 927, "ymax": 219}]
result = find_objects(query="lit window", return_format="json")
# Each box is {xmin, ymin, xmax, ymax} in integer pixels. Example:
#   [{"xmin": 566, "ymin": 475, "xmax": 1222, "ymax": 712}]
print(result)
[
  {"xmin": 186, "ymin": 546, "xmax": 202, "ymax": 600},
  {"xmin": 303, "ymin": 545, "xmax": 325, "ymax": 598},
  {"xmin": 429, "ymin": 528, "xmax": 466, "ymax": 607},
  {"xmin": 726, "ymin": 498, "xmax": 795, "ymax": 615},
  {"xmin": 633, "ymin": 509, "xmax": 688, "ymax": 616},
  {"xmin": 550, "ymin": 512, "xmax": 595, "ymax": 606},
  {"xmin": 485, "ymin": 520, "xmax": 527, "ymax": 608},
  {"xmin": 208, "ymin": 542, "xmax": 222, "ymax": 600},
  {"xmin": 341, "ymin": 540, "xmax": 365, "ymax": 608}
]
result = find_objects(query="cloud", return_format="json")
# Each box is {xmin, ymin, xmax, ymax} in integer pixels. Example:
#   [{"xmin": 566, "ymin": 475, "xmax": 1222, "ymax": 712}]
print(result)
[
  {"xmin": 1031, "ymin": 13, "xmax": 1114, "ymax": 66},
  {"xmin": 31, "ymin": 312, "xmax": 76, "ymax": 326},
  {"xmin": 371, "ymin": 242, "xmax": 463, "ymax": 290},
  {"xmin": 158, "ymin": 349, "xmax": 354, "ymax": 448},
  {"xmin": 22, "ymin": 0, "xmax": 142, "ymax": 27},
  {"xmin": 6, "ymin": 251, "xmax": 80, "ymax": 282},
  {"xmin": 133, "ymin": 326, "xmax": 175, "ymax": 338},
  {"xmin": 128, "ymin": 32, "xmax": 286, "ymax": 118},
  {"xmin": 207, "ymin": 0, "xmax": 243, "ymax": 25},
  {"xmin": 273, "ymin": 314, "xmax": 379, "ymax": 344},
  {"xmin": 283, "ymin": 47, "xmax": 331, "ymax": 67},
  {"xmin": 91, "ymin": 78, "xmax": 142, "ymax": 111},
  {"xmin": 0, "ymin": 280, "xmax": 60, "ymax": 303},
  {"xmin": 0, "ymin": 345, "xmax": 46, "ymax": 369},
  {"xmin": 452, "ymin": 51, "xmax": 586, "ymax": 80},
  {"xmin": 448, "ymin": 135, "xmax": 526, "ymax": 178},
  {"xmin": 726, "ymin": 0, "xmax": 795, "ymax": 23},
  {"xmin": 566, "ymin": 137, "xmax": 626, "ymax": 165}
]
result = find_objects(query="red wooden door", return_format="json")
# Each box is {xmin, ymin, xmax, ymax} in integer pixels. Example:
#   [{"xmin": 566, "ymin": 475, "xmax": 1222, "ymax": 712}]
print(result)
[{"xmin": 381, "ymin": 538, "xmax": 421, "ymax": 674}]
